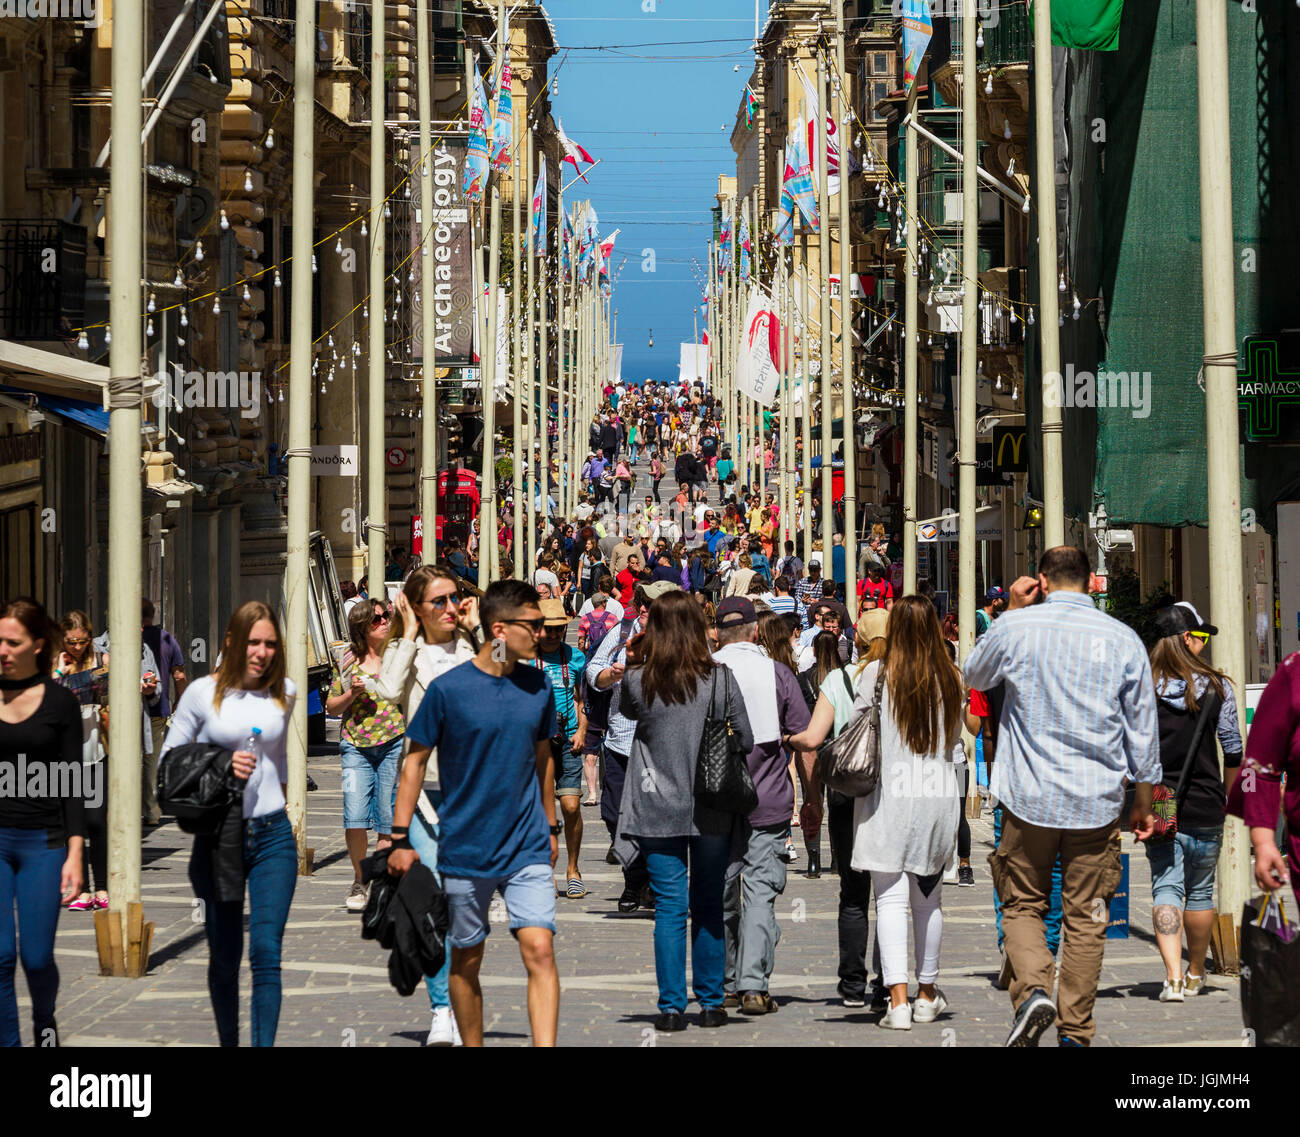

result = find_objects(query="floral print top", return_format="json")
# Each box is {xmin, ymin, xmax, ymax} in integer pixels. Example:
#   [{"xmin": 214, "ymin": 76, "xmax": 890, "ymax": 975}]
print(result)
[{"xmin": 329, "ymin": 649, "xmax": 405, "ymax": 747}]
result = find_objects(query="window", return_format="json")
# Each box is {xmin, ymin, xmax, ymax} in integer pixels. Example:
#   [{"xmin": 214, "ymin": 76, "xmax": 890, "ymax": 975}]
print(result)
[
  {"xmin": 871, "ymin": 81, "xmax": 888, "ymax": 120},
  {"xmin": 873, "ymin": 53, "xmax": 889, "ymax": 75}
]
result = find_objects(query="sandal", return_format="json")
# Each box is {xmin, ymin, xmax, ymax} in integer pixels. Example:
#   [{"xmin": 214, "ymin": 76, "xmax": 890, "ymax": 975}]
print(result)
[
  {"xmin": 564, "ymin": 878, "xmax": 588, "ymax": 899},
  {"xmin": 582, "ymin": 795, "xmax": 598, "ymax": 807}
]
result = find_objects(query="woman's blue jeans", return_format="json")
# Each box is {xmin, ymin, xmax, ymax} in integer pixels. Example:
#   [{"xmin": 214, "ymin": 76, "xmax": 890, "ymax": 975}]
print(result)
[
  {"xmin": 640, "ymin": 833, "xmax": 731, "ymax": 1014},
  {"xmin": 189, "ymin": 809, "xmax": 298, "ymax": 1046},
  {"xmin": 0, "ymin": 827, "xmax": 64, "ymax": 1046},
  {"xmin": 408, "ymin": 793, "xmax": 451, "ymax": 1010}
]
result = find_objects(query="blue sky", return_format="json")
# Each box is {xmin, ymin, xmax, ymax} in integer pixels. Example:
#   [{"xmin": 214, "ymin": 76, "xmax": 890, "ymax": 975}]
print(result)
[{"xmin": 543, "ymin": 0, "xmax": 761, "ymax": 381}]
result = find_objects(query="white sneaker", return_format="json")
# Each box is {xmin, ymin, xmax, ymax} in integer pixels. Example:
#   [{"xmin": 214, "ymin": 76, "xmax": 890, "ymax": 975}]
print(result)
[
  {"xmin": 781, "ymin": 838, "xmax": 799, "ymax": 863},
  {"xmin": 877, "ymin": 1001, "xmax": 912, "ymax": 1030},
  {"xmin": 1159, "ymin": 978, "xmax": 1185, "ymax": 1003},
  {"xmin": 912, "ymin": 988, "xmax": 948, "ymax": 1023},
  {"xmin": 345, "ymin": 881, "xmax": 368, "ymax": 912},
  {"xmin": 427, "ymin": 1005, "xmax": 456, "ymax": 1046}
]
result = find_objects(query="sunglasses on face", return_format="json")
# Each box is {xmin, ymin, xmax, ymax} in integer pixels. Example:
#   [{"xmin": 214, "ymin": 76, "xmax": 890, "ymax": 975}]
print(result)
[
  {"xmin": 1188, "ymin": 631, "xmax": 1210, "ymax": 643},
  {"xmin": 371, "ymin": 611, "xmax": 390, "ymax": 626},
  {"xmin": 424, "ymin": 595, "xmax": 458, "ymax": 610},
  {"xmin": 503, "ymin": 618, "xmax": 546, "ymax": 634},
  {"xmin": 64, "ymin": 637, "xmax": 90, "ymax": 647}
]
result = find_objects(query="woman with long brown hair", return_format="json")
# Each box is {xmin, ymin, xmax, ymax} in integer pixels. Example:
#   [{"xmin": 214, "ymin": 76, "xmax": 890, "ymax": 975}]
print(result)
[
  {"xmin": 372, "ymin": 564, "xmax": 478, "ymax": 1045},
  {"xmin": 616, "ymin": 591, "xmax": 754, "ymax": 1033},
  {"xmin": 162, "ymin": 601, "xmax": 296, "ymax": 1046},
  {"xmin": 1142, "ymin": 604, "xmax": 1242, "ymax": 1002},
  {"xmin": 787, "ymin": 596, "xmax": 962, "ymax": 1030},
  {"xmin": 0, "ymin": 597, "xmax": 84, "ymax": 1046}
]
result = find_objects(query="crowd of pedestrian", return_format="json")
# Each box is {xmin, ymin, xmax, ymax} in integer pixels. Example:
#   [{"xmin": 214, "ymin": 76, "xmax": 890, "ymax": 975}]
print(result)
[{"xmin": 0, "ymin": 378, "xmax": 1288, "ymax": 1051}]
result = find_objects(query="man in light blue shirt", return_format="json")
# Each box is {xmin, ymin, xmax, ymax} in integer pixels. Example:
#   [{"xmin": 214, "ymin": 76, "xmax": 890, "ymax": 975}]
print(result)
[{"xmin": 963, "ymin": 545, "xmax": 1160, "ymax": 1049}]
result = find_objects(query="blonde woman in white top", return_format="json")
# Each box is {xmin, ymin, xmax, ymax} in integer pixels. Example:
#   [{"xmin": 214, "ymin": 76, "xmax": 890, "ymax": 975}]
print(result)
[{"xmin": 372, "ymin": 564, "xmax": 479, "ymax": 1046}]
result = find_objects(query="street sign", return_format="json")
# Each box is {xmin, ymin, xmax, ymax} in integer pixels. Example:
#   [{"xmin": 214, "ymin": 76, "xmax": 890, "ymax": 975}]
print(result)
[
  {"xmin": 993, "ymin": 425, "xmax": 1028, "ymax": 475},
  {"xmin": 386, "ymin": 446, "xmax": 408, "ymax": 469}
]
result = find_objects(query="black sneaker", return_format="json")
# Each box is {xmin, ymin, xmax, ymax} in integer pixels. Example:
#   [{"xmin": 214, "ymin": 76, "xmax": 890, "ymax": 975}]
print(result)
[
  {"xmin": 837, "ymin": 982, "xmax": 866, "ymax": 1008},
  {"xmin": 869, "ymin": 986, "xmax": 889, "ymax": 1012},
  {"xmin": 1005, "ymin": 989, "xmax": 1056, "ymax": 1047},
  {"xmin": 958, "ymin": 864, "xmax": 975, "ymax": 887},
  {"xmin": 617, "ymin": 889, "xmax": 639, "ymax": 913},
  {"xmin": 638, "ymin": 885, "xmax": 656, "ymax": 910},
  {"xmin": 654, "ymin": 1012, "xmax": 686, "ymax": 1032}
]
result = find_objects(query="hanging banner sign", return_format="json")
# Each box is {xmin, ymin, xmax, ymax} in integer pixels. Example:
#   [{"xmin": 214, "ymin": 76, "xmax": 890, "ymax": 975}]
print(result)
[
  {"xmin": 735, "ymin": 287, "xmax": 782, "ymax": 407},
  {"xmin": 413, "ymin": 136, "xmax": 476, "ymax": 367}
]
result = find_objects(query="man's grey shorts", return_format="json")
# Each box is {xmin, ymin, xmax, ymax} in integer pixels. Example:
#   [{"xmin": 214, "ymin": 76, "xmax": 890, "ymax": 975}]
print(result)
[{"xmin": 443, "ymin": 863, "xmax": 558, "ymax": 948}]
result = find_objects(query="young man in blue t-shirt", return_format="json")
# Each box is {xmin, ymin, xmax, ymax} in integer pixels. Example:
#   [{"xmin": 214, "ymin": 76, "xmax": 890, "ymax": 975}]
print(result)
[{"xmin": 389, "ymin": 579, "xmax": 561, "ymax": 1047}]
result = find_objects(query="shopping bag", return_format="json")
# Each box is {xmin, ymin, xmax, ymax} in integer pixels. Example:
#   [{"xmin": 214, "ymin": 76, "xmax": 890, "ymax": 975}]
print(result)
[{"xmin": 1241, "ymin": 893, "xmax": 1300, "ymax": 1047}]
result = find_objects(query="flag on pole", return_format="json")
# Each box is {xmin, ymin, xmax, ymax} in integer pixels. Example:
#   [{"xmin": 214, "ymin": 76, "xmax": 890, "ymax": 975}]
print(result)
[
  {"xmin": 901, "ymin": 1, "xmax": 933, "ymax": 93},
  {"xmin": 531, "ymin": 154, "xmax": 547, "ymax": 255},
  {"xmin": 598, "ymin": 230, "xmax": 618, "ymax": 296},
  {"xmin": 744, "ymin": 84, "xmax": 758, "ymax": 130},
  {"xmin": 735, "ymin": 286, "xmax": 782, "ymax": 407},
  {"xmin": 784, "ymin": 116, "xmax": 819, "ymax": 232},
  {"xmin": 560, "ymin": 204, "xmax": 574, "ymax": 280},
  {"xmin": 796, "ymin": 62, "xmax": 844, "ymax": 195},
  {"xmin": 490, "ymin": 23, "xmax": 513, "ymax": 173},
  {"xmin": 1033, "ymin": 0, "xmax": 1125, "ymax": 51},
  {"xmin": 463, "ymin": 68, "xmax": 492, "ymax": 202},
  {"xmin": 739, "ymin": 200, "xmax": 752, "ymax": 282},
  {"xmin": 557, "ymin": 119, "xmax": 596, "ymax": 183},
  {"xmin": 718, "ymin": 204, "xmax": 734, "ymax": 274}
]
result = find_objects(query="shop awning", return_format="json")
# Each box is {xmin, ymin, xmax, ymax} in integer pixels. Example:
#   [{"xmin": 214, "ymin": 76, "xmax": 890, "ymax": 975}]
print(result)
[
  {"xmin": 0, "ymin": 339, "xmax": 109, "ymax": 400},
  {"xmin": 0, "ymin": 385, "xmax": 107, "ymax": 438}
]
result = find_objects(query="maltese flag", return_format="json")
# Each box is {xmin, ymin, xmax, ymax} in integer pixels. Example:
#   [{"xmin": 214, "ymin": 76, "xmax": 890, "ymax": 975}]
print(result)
[{"xmin": 557, "ymin": 119, "xmax": 596, "ymax": 182}]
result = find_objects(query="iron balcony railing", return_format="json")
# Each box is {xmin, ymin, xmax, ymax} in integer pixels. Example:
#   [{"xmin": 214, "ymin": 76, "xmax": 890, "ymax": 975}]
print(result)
[
  {"xmin": 946, "ymin": 6, "xmax": 1031, "ymax": 67},
  {"xmin": 0, "ymin": 220, "xmax": 87, "ymax": 342}
]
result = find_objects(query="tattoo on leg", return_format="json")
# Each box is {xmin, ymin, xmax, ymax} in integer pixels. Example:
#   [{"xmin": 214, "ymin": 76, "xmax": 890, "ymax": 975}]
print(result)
[{"xmin": 1153, "ymin": 905, "xmax": 1182, "ymax": 936}]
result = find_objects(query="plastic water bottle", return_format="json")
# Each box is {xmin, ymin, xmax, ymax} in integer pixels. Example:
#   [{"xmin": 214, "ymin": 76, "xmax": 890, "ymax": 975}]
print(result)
[{"xmin": 243, "ymin": 727, "xmax": 262, "ymax": 768}]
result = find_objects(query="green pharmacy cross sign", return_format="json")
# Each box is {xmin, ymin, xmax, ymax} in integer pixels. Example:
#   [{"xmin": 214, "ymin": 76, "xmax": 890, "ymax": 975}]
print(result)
[{"xmin": 1238, "ymin": 334, "xmax": 1300, "ymax": 441}]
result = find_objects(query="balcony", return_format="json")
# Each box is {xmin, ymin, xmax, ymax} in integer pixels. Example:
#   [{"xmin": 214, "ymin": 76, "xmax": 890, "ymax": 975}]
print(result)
[
  {"xmin": 0, "ymin": 220, "xmax": 87, "ymax": 343},
  {"xmin": 947, "ymin": 7, "xmax": 1031, "ymax": 67}
]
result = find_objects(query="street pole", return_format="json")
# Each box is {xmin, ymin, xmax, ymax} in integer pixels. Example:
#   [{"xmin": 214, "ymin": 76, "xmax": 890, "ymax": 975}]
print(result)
[
  {"xmin": 835, "ymin": 12, "xmax": 856, "ymax": 619},
  {"xmin": 479, "ymin": 183, "xmax": 501, "ymax": 590},
  {"xmin": 903, "ymin": 80, "xmax": 919, "ymax": 595},
  {"xmin": 284, "ymin": 0, "xmax": 316, "ymax": 873},
  {"xmin": 105, "ymin": 0, "xmax": 145, "ymax": 972},
  {"xmin": 367, "ymin": 0, "xmax": 387, "ymax": 592},
  {"xmin": 1032, "ymin": 0, "xmax": 1064, "ymax": 547},
  {"xmin": 511, "ymin": 107, "xmax": 523, "ymax": 578},
  {"xmin": 538, "ymin": 197, "xmax": 551, "ymax": 538},
  {"xmin": 568, "ymin": 214, "xmax": 580, "ymax": 518},
  {"xmin": 958, "ymin": 1, "xmax": 977, "ymax": 663},
  {"xmin": 1194, "ymin": 0, "xmax": 1250, "ymax": 947},
  {"xmin": 817, "ymin": 48, "xmax": 833, "ymax": 573},
  {"xmin": 417, "ymin": 0, "xmax": 437, "ymax": 563},
  {"xmin": 799, "ymin": 256, "xmax": 812, "ymax": 571},
  {"xmin": 782, "ymin": 256, "xmax": 793, "ymax": 547},
  {"xmin": 525, "ymin": 129, "xmax": 537, "ymax": 575}
]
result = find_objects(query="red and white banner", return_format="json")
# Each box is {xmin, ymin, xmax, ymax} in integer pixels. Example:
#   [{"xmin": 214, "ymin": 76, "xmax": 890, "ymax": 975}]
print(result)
[{"xmin": 735, "ymin": 288, "xmax": 782, "ymax": 407}]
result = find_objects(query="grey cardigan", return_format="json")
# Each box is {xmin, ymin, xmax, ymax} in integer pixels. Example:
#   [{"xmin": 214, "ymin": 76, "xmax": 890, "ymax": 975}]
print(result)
[{"xmin": 616, "ymin": 664, "xmax": 755, "ymax": 840}]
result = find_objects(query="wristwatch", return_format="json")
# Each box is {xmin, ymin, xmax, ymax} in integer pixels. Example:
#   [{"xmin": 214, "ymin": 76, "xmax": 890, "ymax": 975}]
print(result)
[{"xmin": 550, "ymin": 822, "xmax": 564, "ymax": 835}]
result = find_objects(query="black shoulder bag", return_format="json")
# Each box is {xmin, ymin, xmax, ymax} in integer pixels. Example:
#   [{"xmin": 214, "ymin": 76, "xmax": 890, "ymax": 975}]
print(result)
[{"xmin": 693, "ymin": 667, "xmax": 758, "ymax": 815}]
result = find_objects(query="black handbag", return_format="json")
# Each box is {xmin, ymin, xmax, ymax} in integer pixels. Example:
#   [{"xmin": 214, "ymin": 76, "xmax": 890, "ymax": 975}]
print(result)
[{"xmin": 693, "ymin": 667, "xmax": 757, "ymax": 815}]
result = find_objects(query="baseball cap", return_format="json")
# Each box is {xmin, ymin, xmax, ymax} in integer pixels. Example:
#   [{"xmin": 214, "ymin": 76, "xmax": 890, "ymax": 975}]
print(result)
[
  {"xmin": 716, "ymin": 596, "xmax": 757, "ymax": 628},
  {"xmin": 641, "ymin": 580, "xmax": 680, "ymax": 602},
  {"xmin": 539, "ymin": 599, "xmax": 569, "ymax": 626},
  {"xmin": 808, "ymin": 558, "xmax": 821, "ymax": 569},
  {"xmin": 985, "ymin": 586, "xmax": 1007, "ymax": 603},
  {"xmin": 1154, "ymin": 602, "xmax": 1218, "ymax": 639}
]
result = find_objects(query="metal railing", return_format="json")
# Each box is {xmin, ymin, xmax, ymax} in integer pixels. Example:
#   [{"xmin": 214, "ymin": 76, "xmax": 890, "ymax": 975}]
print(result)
[
  {"xmin": 947, "ymin": 6, "xmax": 1031, "ymax": 67},
  {"xmin": 0, "ymin": 220, "xmax": 86, "ymax": 342}
]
